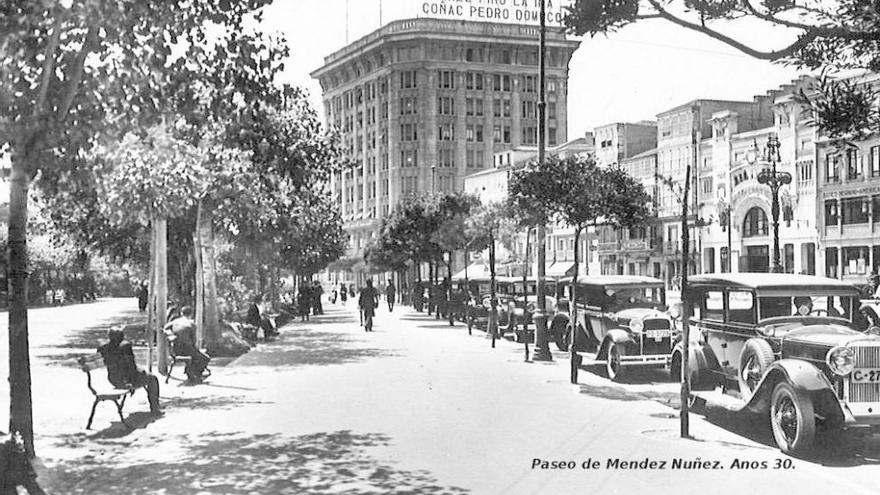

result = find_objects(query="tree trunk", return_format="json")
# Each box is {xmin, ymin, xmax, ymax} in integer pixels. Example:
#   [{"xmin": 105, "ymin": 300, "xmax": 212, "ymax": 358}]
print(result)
[
  {"xmin": 8, "ymin": 160, "xmax": 34, "ymax": 457},
  {"xmin": 147, "ymin": 226, "xmax": 156, "ymax": 373},
  {"xmin": 489, "ymin": 232, "xmax": 498, "ymax": 349},
  {"xmin": 447, "ymin": 251, "xmax": 454, "ymax": 326},
  {"xmin": 196, "ymin": 199, "xmax": 220, "ymax": 347},
  {"xmin": 570, "ymin": 226, "xmax": 582, "ymax": 383},
  {"xmin": 155, "ymin": 217, "xmax": 169, "ymax": 374},
  {"xmin": 193, "ymin": 206, "xmax": 205, "ymax": 348}
]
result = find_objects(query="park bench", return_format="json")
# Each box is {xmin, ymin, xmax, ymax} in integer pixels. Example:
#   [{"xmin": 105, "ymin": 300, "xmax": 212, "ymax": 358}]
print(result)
[
  {"xmin": 77, "ymin": 354, "xmax": 135, "ymax": 429},
  {"xmin": 163, "ymin": 327, "xmax": 212, "ymax": 384}
]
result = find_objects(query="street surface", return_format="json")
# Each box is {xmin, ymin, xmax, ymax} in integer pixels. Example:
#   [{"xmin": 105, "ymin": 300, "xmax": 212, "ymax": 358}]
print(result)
[{"xmin": 1, "ymin": 299, "xmax": 880, "ymax": 494}]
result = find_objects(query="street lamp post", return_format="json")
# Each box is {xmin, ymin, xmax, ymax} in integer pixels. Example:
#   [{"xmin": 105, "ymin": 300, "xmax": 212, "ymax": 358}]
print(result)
[{"xmin": 747, "ymin": 136, "xmax": 791, "ymax": 273}]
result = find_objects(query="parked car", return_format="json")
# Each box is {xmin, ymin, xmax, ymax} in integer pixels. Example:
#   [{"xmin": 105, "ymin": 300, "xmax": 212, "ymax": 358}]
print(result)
[
  {"xmin": 555, "ymin": 275, "xmax": 673, "ymax": 380},
  {"xmin": 679, "ymin": 273, "xmax": 880, "ymax": 455},
  {"xmin": 501, "ymin": 278, "xmax": 559, "ymax": 343},
  {"xmin": 464, "ymin": 276, "xmax": 514, "ymax": 331}
]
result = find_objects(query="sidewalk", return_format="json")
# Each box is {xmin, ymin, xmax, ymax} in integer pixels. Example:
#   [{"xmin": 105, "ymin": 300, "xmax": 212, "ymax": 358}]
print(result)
[{"xmin": 18, "ymin": 302, "xmax": 880, "ymax": 494}]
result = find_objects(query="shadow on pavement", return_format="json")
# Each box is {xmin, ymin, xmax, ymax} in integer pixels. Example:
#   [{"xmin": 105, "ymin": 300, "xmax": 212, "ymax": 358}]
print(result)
[
  {"xmin": 231, "ymin": 328, "xmax": 398, "ymax": 369},
  {"xmin": 46, "ymin": 430, "xmax": 469, "ymax": 494}
]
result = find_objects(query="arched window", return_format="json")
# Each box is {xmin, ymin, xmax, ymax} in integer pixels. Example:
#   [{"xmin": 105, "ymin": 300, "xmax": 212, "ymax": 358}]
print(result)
[{"xmin": 743, "ymin": 207, "xmax": 769, "ymax": 237}]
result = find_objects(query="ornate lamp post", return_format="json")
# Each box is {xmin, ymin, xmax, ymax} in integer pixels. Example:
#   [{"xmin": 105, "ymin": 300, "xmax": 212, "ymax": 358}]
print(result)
[{"xmin": 746, "ymin": 135, "xmax": 791, "ymax": 273}]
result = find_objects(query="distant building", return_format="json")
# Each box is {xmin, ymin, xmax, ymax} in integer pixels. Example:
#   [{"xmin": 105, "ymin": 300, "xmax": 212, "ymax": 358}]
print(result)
[
  {"xmin": 311, "ymin": 18, "xmax": 580, "ymax": 272},
  {"xmin": 593, "ymin": 121, "xmax": 657, "ymax": 167}
]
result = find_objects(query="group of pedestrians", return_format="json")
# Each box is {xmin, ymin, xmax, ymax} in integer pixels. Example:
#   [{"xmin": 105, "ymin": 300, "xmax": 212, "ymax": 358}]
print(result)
[{"xmin": 296, "ymin": 281, "xmax": 325, "ymax": 322}]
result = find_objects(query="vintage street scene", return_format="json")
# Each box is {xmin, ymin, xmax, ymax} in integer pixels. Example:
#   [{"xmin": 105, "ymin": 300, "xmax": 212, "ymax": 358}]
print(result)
[{"xmin": 3, "ymin": 0, "xmax": 880, "ymax": 494}]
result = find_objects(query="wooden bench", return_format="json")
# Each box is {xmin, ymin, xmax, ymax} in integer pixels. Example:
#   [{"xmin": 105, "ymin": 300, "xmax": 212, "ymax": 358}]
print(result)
[
  {"xmin": 77, "ymin": 355, "xmax": 136, "ymax": 429},
  {"xmin": 163, "ymin": 328, "xmax": 211, "ymax": 384}
]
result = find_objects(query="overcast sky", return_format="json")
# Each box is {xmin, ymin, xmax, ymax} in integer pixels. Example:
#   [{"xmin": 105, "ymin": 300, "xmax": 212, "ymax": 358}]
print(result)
[{"xmin": 260, "ymin": 0, "xmax": 805, "ymax": 136}]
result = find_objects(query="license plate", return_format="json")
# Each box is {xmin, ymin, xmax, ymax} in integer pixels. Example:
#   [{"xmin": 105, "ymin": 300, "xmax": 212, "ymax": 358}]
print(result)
[
  {"xmin": 852, "ymin": 369, "xmax": 880, "ymax": 383},
  {"xmin": 645, "ymin": 329, "xmax": 671, "ymax": 340}
]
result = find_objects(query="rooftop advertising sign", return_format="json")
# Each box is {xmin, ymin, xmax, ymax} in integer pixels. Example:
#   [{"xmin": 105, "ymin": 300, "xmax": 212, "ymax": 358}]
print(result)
[{"xmin": 420, "ymin": 0, "xmax": 570, "ymax": 26}]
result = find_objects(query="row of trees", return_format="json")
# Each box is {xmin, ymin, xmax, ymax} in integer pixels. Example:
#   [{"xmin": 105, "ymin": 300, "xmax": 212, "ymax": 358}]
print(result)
[
  {"xmin": 365, "ymin": 154, "xmax": 652, "ymax": 352},
  {"xmin": 1, "ymin": 1, "xmax": 350, "ymax": 461}
]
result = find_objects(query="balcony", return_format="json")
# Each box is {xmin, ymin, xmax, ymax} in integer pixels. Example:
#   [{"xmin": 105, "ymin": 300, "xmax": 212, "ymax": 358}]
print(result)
[
  {"xmin": 621, "ymin": 239, "xmax": 651, "ymax": 252},
  {"xmin": 597, "ymin": 241, "xmax": 619, "ymax": 254}
]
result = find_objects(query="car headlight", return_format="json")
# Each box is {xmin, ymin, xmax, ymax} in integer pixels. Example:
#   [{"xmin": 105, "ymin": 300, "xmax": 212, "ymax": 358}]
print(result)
[
  {"xmin": 482, "ymin": 298, "xmax": 491, "ymax": 309},
  {"xmin": 629, "ymin": 319, "xmax": 643, "ymax": 333},
  {"xmin": 826, "ymin": 346, "xmax": 855, "ymax": 376},
  {"xmin": 527, "ymin": 302, "xmax": 536, "ymax": 313}
]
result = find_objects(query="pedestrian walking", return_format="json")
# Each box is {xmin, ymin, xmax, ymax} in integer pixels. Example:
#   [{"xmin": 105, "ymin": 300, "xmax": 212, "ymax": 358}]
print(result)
[
  {"xmin": 297, "ymin": 285, "xmax": 311, "ymax": 322},
  {"xmin": 339, "ymin": 282, "xmax": 348, "ymax": 306},
  {"xmin": 385, "ymin": 279, "xmax": 396, "ymax": 312},
  {"xmin": 359, "ymin": 279, "xmax": 380, "ymax": 332},
  {"xmin": 136, "ymin": 281, "xmax": 148, "ymax": 312},
  {"xmin": 312, "ymin": 281, "xmax": 324, "ymax": 315}
]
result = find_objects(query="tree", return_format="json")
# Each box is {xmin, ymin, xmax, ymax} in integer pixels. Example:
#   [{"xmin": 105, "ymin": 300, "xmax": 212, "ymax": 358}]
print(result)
[
  {"xmin": 563, "ymin": 0, "xmax": 880, "ymax": 135},
  {"xmin": 0, "ymin": 0, "xmax": 274, "ymax": 457},
  {"xmin": 431, "ymin": 192, "xmax": 481, "ymax": 326},
  {"xmin": 552, "ymin": 156, "xmax": 652, "ymax": 382},
  {"xmin": 465, "ymin": 202, "xmax": 508, "ymax": 344}
]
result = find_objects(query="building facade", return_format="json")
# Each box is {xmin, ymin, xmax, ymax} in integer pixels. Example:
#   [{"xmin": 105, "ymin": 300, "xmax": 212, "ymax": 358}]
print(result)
[{"xmin": 311, "ymin": 18, "xmax": 580, "ymax": 262}]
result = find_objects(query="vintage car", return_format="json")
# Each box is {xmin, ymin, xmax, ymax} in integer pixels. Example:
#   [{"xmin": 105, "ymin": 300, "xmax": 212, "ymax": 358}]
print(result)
[
  {"xmin": 553, "ymin": 275, "xmax": 674, "ymax": 380},
  {"xmin": 679, "ymin": 273, "xmax": 880, "ymax": 455},
  {"xmin": 500, "ymin": 278, "xmax": 559, "ymax": 342},
  {"xmin": 464, "ymin": 276, "xmax": 515, "ymax": 330}
]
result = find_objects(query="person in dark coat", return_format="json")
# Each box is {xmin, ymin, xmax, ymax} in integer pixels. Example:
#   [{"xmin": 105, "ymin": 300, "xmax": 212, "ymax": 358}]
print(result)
[
  {"xmin": 297, "ymin": 286, "xmax": 311, "ymax": 322},
  {"xmin": 312, "ymin": 281, "xmax": 324, "ymax": 315},
  {"xmin": 359, "ymin": 279, "xmax": 380, "ymax": 332},
  {"xmin": 97, "ymin": 328, "xmax": 162, "ymax": 414},
  {"xmin": 137, "ymin": 282, "xmax": 148, "ymax": 312},
  {"xmin": 385, "ymin": 279, "xmax": 396, "ymax": 312},
  {"xmin": 165, "ymin": 306, "xmax": 210, "ymax": 384},
  {"xmin": 339, "ymin": 282, "xmax": 348, "ymax": 306}
]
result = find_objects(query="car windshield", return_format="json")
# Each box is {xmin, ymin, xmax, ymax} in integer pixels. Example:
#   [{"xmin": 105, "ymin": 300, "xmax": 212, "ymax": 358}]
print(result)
[
  {"xmin": 758, "ymin": 295, "xmax": 854, "ymax": 321},
  {"xmin": 607, "ymin": 288, "xmax": 664, "ymax": 310}
]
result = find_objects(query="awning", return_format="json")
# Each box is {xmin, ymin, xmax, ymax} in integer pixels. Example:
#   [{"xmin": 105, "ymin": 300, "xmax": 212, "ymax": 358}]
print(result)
[
  {"xmin": 452, "ymin": 262, "xmax": 492, "ymax": 281},
  {"xmin": 546, "ymin": 261, "xmax": 576, "ymax": 278}
]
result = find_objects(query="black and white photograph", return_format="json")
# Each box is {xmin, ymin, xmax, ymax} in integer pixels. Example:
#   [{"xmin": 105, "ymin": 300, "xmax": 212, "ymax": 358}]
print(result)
[{"xmin": 2, "ymin": 0, "xmax": 880, "ymax": 493}]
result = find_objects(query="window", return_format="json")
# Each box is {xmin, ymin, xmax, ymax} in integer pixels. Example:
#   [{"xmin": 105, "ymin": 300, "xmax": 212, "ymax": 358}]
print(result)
[
  {"xmin": 466, "ymin": 148, "xmax": 485, "ymax": 168},
  {"xmin": 503, "ymin": 125, "xmax": 511, "ymax": 144},
  {"xmin": 547, "ymin": 79, "xmax": 557, "ymax": 93},
  {"xmin": 402, "ymin": 176, "xmax": 418, "ymax": 194},
  {"xmin": 465, "ymin": 72, "xmax": 484, "ymax": 90},
  {"xmin": 493, "ymin": 99, "xmax": 501, "ymax": 117},
  {"xmin": 438, "ymin": 124, "xmax": 455, "ymax": 141},
  {"xmin": 548, "ymin": 127, "xmax": 557, "ymax": 146},
  {"xmin": 522, "ymin": 100, "xmax": 536, "ymax": 119},
  {"xmin": 522, "ymin": 126, "xmax": 536, "ymax": 145},
  {"xmin": 438, "ymin": 96, "xmax": 455, "ymax": 115},
  {"xmin": 493, "ymin": 125, "xmax": 501, "ymax": 142},
  {"xmin": 844, "ymin": 246, "xmax": 870, "ymax": 275},
  {"xmin": 400, "ymin": 70, "xmax": 417, "ymax": 89},
  {"xmin": 438, "ymin": 70, "xmax": 455, "ymax": 89},
  {"xmin": 400, "ymin": 123, "xmax": 418, "ymax": 141},
  {"xmin": 743, "ymin": 207, "xmax": 768, "ymax": 237},
  {"xmin": 439, "ymin": 147, "xmax": 455, "ymax": 168},
  {"xmin": 841, "ymin": 197, "xmax": 869, "ymax": 224},
  {"xmin": 700, "ymin": 290, "xmax": 724, "ymax": 321},
  {"xmin": 522, "ymin": 75, "xmax": 536, "ymax": 93},
  {"xmin": 872, "ymin": 146, "xmax": 880, "ymax": 177},
  {"xmin": 495, "ymin": 49, "xmax": 511, "ymax": 64},
  {"xmin": 503, "ymin": 99, "xmax": 511, "ymax": 117},
  {"xmin": 847, "ymin": 148, "xmax": 861, "ymax": 179},
  {"xmin": 401, "ymin": 149, "xmax": 418, "ymax": 168},
  {"xmin": 825, "ymin": 153, "xmax": 841, "ymax": 183},
  {"xmin": 466, "ymin": 124, "xmax": 483, "ymax": 142},
  {"xmin": 797, "ymin": 160, "xmax": 813, "ymax": 182},
  {"xmin": 728, "ymin": 291, "xmax": 756, "ymax": 324},
  {"xmin": 825, "ymin": 200, "xmax": 839, "ymax": 225},
  {"xmin": 492, "ymin": 74, "xmax": 511, "ymax": 92},
  {"xmin": 784, "ymin": 243, "xmax": 794, "ymax": 273},
  {"xmin": 548, "ymin": 102, "xmax": 557, "ymax": 120},
  {"xmin": 400, "ymin": 97, "xmax": 416, "ymax": 115},
  {"xmin": 700, "ymin": 177, "xmax": 713, "ymax": 195}
]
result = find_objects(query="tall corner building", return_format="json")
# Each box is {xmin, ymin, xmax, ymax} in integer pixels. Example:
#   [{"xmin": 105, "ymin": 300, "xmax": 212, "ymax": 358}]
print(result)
[{"xmin": 311, "ymin": 18, "xmax": 580, "ymax": 259}]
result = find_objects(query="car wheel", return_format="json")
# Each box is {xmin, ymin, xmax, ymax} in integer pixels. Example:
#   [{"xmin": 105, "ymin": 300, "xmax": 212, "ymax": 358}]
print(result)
[
  {"xmin": 770, "ymin": 381, "xmax": 816, "ymax": 455},
  {"xmin": 738, "ymin": 339, "xmax": 775, "ymax": 402},
  {"xmin": 605, "ymin": 342, "xmax": 626, "ymax": 382}
]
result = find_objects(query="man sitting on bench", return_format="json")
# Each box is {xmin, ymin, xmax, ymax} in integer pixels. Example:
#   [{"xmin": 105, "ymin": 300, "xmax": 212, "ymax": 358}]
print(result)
[
  {"xmin": 166, "ymin": 305, "xmax": 211, "ymax": 384},
  {"xmin": 97, "ymin": 328, "xmax": 162, "ymax": 415}
]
